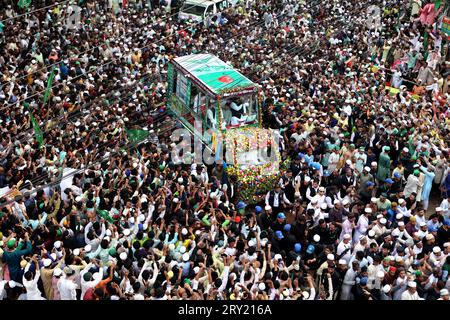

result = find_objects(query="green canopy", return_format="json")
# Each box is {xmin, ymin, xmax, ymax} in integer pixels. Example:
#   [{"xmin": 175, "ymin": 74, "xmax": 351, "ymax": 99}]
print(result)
[{"xmin": 173, "ymin": 54, "xmax": 256, "ymax": 96}]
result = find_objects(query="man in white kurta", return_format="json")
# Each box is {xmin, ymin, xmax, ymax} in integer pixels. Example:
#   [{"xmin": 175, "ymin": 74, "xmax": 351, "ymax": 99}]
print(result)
[
  {"xmin": 401, "ymin": 282, "xmax": 421, "ymax": 300},
  {"xmin": 23, "ymin": 260, "xmax": 45, "ymax": 300},
  {"xmin": 403, "ymin": 171, "xmax": 420, "ymax": 197}
]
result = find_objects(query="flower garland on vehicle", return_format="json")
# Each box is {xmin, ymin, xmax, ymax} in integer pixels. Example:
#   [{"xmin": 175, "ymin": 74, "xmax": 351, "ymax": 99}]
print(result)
[
  {"xmin": 219, "ymin": 85, "xmax": 255, "ymax": 96},
  {"xmin": 224, "ymin": 127, "xmax": 282, "ymax": 204},
  {"xmin": 225, "ymin": 127, "xmax": 275, "ymax": 152}
]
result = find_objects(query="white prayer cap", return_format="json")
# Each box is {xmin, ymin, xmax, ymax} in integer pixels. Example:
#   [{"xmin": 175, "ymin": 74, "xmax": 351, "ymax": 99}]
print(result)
[
  {"xmin": 123, "ymin": 229, "xmax": 131, "ymax": 236},
  {"xmin": 432, "ymin": 246, "xmax": 441, "ymax": 253},
  {"xmin": 248, "ymin": 240, "xmax": 255, "ymax": 247},
  {"xmin": 265, "ymin": 205, "xmax": 272, "ymax": 211},
  {"xmin": 177, "ymin": 177, "xmax": 184, "ymax": 183},
  {"xmin": 371, "ymin": 197, "xmax": 378, "ymax": 203},
  {"xmin": 342, "ymin": 199, "xmax": 349, "ymax": 205},
  {"xmin": 377, "ymin": 271, "xmax": 385, "ymax": 278},
  {"xmin": 168, "ymin": 244, "xmax": 175, "ymax": 251},
  {"xmin": 53, "ymin": 268, "xmax": 62, "ymax": 277},
  {"xmin": 368, "ymin": 230, "xmax": 376, "ymax": 237},
  {"xmin": 84, "ymin": 244, "xmax": 92, "ymax": 252},
  {"xmin": 119, "ymin": 252, "xmax": 127, "ymax": 260},
  {"xmin": 333, "ymin": 199, "xmax": 341, "ymax": 205},
  {"xmin": 320, "ymin": 203, "xmax": 328, "ymax": 210},
  {"xmin": 364, "ymin": 166, "xmax": 371, "ymax": 172},
  {"xmin": 43, "ymin": 259, "xmax": 52, "ymax": 267},
  {"xmin": 327, "ymin": 254, "xmax": 335, "ymax": 261},
  {"xmin": 182, "ymin": 253, "xmax": 190, "ymax": 262},
  {"xmin": 398, "ymin": 222, "xmax": 405, "ymax": 227},
  {"xmin": 371, "ymin": 162, "xmax": 377, "ymax": 166},
  {"xmin": 398, "ymin": 199, "xmax": 405, "ymax": 204},
  {"xmin": 419, "ymin": 222, "xmax": 426, "ymax": 227},
  {"xmin": 382, "ymin": 285, "xmax": 391, "ymax": 293},
  {"xmin": 179, "ymin": 246, "xmax": 186, "ymax": 254},
  {"xmin": 258, "ymin": 282, "xmax": 266, "ymax": 291},
  {"xmin": 407, "ymin": 281, "xmax": 417, "ymax": 288},
  {"xmin": 302, "ymin": 291, "xmax": 310, "ymax": 299},
  {"xmin": 73, "ymin": 248, "xmax": 80, "ymax": 256},
  {"xmin": 343, "ymin": 234, "xmax": 351, "ymax": 240},
  {"xmin": 274, "ymin": 254, "xmax": 282, "ymax": 261},
  {"xmin": 396, "ymin": 213, "xmax": 403, "ymax": 220},
  {"xmin": 338, "ymin": 259, "xmax": 347, "ymax": 265},
  {"xmin": 313, "ymin": 234, "xmax": 321, "ymax": 242},
  {"xmin": 440, "ymin": 289, "xmax": 449, "ymax": 296},
  {"xmin": 193, "ymin": 266, "xmax": 200, "ymax": 274},
  {"xmin": 364, "ymin": 207, "xmax": 372, "ymax": 213},
  {"xmin": 54, "ymin": 241, "xmax": 61, "ymax": 249}
]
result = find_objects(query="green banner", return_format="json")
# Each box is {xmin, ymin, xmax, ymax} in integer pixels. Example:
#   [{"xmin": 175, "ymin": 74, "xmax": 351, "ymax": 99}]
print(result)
[
  {"xmin": 24, "ymin": 103, "xmax": 44, "ymax": 147},
  {"xmin": 18, "ymin": 0, "xmax": 32, "ymax": 9},
  {"xmin": 96, "ymin": 209, "xmax": 116, "ymax": 223},
  {"xmin": 167, "ymin": 63, "xmax": 174, "ymax": 97},
  {"xmin": 125, "ymin": 128, "xmax": 149, "ymax": 144},
  {"xmin": 43, "ymin": 66, "xmax": 57, "ymax": 105}
]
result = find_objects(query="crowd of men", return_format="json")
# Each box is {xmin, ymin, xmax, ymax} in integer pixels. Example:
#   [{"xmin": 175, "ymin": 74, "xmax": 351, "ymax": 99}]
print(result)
[{"xmin": 0, "ymin": 0, "xmax": 449, "ymax": 300}]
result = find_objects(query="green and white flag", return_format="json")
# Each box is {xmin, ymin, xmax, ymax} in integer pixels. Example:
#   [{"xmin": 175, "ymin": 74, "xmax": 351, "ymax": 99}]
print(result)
[
  {"xmin": 18, "ymin": 0, "xmax": 32, "ymax": 9},
  {"xmin": 125, "ymin": 128, "xmax": 149, "ymax": 144}
]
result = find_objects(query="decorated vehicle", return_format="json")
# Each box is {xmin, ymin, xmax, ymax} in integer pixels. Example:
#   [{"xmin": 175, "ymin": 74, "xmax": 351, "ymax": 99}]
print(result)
[{"xmin": 166, "ymin": 54, "xmax": 281, "ymax": 203}]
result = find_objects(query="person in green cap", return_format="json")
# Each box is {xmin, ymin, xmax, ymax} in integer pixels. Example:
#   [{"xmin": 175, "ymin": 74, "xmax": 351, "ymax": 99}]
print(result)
[
  {"xmin": 377, "ymin": 146, "xmax": 391, "ymax": 182},
  {"xmin": 2, "ymin": 232, "xmax": 32, "ymax": 282}
]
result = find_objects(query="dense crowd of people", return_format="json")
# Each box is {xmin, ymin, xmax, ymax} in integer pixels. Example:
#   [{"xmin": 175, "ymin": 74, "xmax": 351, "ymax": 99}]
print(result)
[{"xmin": 0, "ymin": 0, "xmax": 449, "ymax": 300}]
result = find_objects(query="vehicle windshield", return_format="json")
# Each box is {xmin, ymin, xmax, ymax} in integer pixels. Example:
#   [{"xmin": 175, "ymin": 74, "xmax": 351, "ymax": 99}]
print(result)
[{"xmin": 180, "ymin": 4, "xmax": 206, "ymax": 16}]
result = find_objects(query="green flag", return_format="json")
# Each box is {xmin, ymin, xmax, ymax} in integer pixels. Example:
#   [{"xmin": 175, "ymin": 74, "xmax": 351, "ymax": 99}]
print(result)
[
  {"xmin": 43, "ymin": 66, "xmax": 57, "ymax": 105},
  {"xmin": 24, "ymin": 103, "xmax": 44, "ymax": 146},
  {"xmin": 125, "ymin": 128, "xmax": 149, "ymax": 144},
  {"xmin": 96, "ymin": 209, "xmax": 116, "ymax": 223},
  {"xmin": 434, "ymin": 0, "xmax": 441, "ymax": 10},
  {"xmin": 18, "ymin": 0, "xmax": 32, "ymax": 9}
]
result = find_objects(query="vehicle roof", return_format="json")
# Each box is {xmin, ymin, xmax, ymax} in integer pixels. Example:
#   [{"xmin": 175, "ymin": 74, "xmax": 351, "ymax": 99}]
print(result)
[
  {"xmin": 183, "ymin": 0, "xmax": 223, "ymax": 6},
  {"xmin": 172, "ymin": 54, "xmax": 256, "ymax": 97}
]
